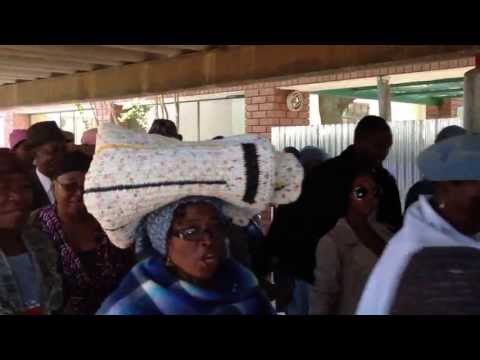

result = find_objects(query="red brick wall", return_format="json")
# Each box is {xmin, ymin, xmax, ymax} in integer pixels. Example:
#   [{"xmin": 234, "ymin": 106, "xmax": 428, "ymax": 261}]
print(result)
[
  {"xmin": 426, "ymin": 98, "xmax": 463, "ymax": 119},
  {"xmin": 244, "ymin": 87, "xmax": 310, "ymax": 232},
  {"xmin": 245, "ymin": 87, "xmax": 310, "ymax": 139},
  {"xmin": 92, "ymin": 102, "xmax": 123, "ymax": 124},
  {"xmin": 426, "ymin": 105, "xmax": 440, "ymax": 119}
]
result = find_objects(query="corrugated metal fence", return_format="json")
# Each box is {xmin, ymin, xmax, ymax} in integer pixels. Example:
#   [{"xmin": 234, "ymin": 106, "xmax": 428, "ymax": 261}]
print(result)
[{"xmin": 271, "ymin": 118, "xmax": 463, "ymax": 210}]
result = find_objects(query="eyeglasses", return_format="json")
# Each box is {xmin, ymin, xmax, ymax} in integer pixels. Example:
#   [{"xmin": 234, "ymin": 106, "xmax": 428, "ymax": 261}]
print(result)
[
  {"xmin": 353, "ymin": 186, "xmax": 382, "ymax": 200},
  {"xmin": 56, "ymin": 181, "xmax": 84, "ymax": 194},
  {"xmin": 172, "ymin": 223, "xmax": 227, "ymax": 242}
]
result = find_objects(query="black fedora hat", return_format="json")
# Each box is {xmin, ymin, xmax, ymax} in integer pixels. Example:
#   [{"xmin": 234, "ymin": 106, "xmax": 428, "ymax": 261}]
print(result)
[{"xmin": 25, "ymin": 121, "xmax": 65, "ymax": 149}]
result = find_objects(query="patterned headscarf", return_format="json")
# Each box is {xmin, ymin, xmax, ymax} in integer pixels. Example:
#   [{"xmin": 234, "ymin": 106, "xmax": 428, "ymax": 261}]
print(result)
[{"xmin": 135, "ymin": 196, "xmax": 225, "ymax": 258}]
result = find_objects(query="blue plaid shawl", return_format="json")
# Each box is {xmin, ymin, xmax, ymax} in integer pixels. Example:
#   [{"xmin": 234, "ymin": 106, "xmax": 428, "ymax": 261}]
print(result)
[{"xmin": 97, "ymin": 256, "xmax": 274, "ymax": 315}]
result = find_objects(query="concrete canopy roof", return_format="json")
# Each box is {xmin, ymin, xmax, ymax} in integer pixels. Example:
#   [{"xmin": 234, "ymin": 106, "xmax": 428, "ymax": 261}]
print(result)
[
  {"xmin": 0, "ymin": 45, "xmax": 478, "ymax": 110},
  {"xmin": 0, "ymin": 45, "xmax": 216, "ymax": 85}
]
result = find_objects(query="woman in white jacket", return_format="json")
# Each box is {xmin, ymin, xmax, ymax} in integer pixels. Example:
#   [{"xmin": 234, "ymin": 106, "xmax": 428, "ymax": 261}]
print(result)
[
  {"xmin": 309, "ymin": 170, "xmax": 392, "ymax": 315},
  {"xmin": 357, "ymin": 134, "xmax": 480, "ymax": 315}
]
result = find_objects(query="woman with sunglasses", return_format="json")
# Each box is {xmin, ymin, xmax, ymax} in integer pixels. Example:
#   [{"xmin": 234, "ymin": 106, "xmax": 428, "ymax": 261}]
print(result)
[
  {"xmin": 309, "ymin": 170, "xmax": 392, "ymax": 315},
  {"xmin": 97, "ymin": 196, "xmax": 275, "ymax": 315},
  {"xmin": 30, "ymin": 151, "xmax": 134, "ymax": 314}
]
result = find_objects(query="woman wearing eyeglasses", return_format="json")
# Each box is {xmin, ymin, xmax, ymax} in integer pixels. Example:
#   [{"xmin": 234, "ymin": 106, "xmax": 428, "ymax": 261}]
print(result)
[
  {"xmin": 309, "ymin": 170, "xmax": 393, "ymax": 315},
  {"xmin": 30, "ymin": 151, "xmax": 134, "ymax": 314},
  {"xmin": 97, "ymin": 196, "xmax": 275, "ymax": 315},
  {"xmin": 98, "ymin": 196, "xmax": 273, "ymax": 315},
  {"xmin": 81, "ymin": 122, "xmax": 304, "ymax": 315}
]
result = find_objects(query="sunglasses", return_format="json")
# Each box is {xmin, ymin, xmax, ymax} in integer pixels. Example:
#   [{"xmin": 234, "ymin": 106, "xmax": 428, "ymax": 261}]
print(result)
[
  {"xmin": 172, "ymin": 224, "xmax": 227, "ymax": 242},
  {"xmin": 353, "ymin": 186, "xmax": 382, "ymax": 200}
]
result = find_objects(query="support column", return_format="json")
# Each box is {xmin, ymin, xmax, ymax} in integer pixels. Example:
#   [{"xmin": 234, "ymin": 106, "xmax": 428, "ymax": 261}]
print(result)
[
  {"xmin": 377, "ymin": 76, "xmax": 392, "ymax": 121},
  {"xmin": 318, "ymin": 95, "xmax": 354, "ymax": 124},
  {"xmin": 245, "ymin": 87, "xmax": 309, "ymax": 141},
  {"xmin": 244, "ymin": 86, "xmax": 309, "ymax": 230},
  {"xmin": 463, "ymin": 55, "xmax": 480, "ymax": 133}
]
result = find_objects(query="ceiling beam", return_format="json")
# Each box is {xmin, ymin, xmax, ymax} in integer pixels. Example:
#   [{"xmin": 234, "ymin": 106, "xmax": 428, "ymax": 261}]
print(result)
[
  {"xmin": 0, "ymin": 73, "xmax": 41, "ymax": 81},
  {"xmin": 0, "ymin": 45, "xmax": 478, "ymax": 109},
  {"xmin": 0, "ymin": 55, "xmax": 94, "ymax": 73},
  {"xmin": 0, "ymin": 45, "xmax": 146, "ymax": 63},
  {"xmin": 156, "ymin": 45, "xmax": 210, "ymax": 51},
  {"xmin": 0, "ymin": 65, "xmax": 54, "ymax": 77},
  {"xmin": 0, "ymin": 67, "xmax": 51, "ymax": 78},
  {"xmin": 0, "ymin": 48, "xmax": 119, "ymax": 67},
  {"xmin": 102, "ymin": 45, "xmax": 182, "ymax": 57}
]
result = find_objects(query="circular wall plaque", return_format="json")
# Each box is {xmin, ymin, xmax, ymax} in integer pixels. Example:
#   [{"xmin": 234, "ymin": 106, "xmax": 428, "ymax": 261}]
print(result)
[{"xmin": 286, "ymin": 91, "xmax": 304, "ymax": 112}]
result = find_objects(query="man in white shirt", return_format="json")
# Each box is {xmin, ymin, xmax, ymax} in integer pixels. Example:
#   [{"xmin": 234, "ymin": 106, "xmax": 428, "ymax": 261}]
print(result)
[
  {"xmin": 24, "ymin": 121, "xmax": 66, "ymax": 210},
  {"xmin": 35, "ymin": 167, "xmax": 55, "ymax": 205}
]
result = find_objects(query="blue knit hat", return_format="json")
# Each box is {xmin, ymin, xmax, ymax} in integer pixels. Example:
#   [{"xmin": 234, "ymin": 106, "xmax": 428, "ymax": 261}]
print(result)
[{"xmin": 418, "ymin": 134, "xmax": 480, "ymax": 181}]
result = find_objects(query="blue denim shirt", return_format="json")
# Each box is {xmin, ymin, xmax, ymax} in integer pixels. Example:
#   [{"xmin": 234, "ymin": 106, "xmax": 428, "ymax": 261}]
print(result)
[{"xmin": 0, "ymin": 226, "xmax": 63, "ymax": 315}]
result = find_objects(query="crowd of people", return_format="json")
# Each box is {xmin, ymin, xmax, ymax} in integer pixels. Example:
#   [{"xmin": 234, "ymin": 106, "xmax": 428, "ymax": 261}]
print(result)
[{"xmin": 0, "ymin": 114, "xmax": 478, "ymax": 315}]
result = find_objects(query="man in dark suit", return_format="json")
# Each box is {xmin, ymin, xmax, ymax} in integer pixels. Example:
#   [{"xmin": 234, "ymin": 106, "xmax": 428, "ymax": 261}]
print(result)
[{"xmin": 24, "ymin": 122, "xmax": 66, "ymax": 211}]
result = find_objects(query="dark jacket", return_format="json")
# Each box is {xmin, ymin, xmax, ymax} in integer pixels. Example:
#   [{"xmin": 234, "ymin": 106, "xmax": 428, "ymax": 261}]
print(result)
[
  {"xmin": 31, "ymin": 170, "xmax": 52, "ymax": 211},
  {"xmin": 404, "ymin": 179, "xmax": 434, "ymax": 212},
  {"xmin": 265, "ymin": 145, "xmax": 402, "ymax": 284}
]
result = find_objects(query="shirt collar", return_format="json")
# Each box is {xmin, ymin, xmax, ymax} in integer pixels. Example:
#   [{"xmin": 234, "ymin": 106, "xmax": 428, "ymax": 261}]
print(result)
[
  {"xmin": 36, "ymin": 168, "xmax": 55, "ymax": 204},
  {"xmin": 36, "ymin": 168, "xmax": 52, "ymax": 192}
]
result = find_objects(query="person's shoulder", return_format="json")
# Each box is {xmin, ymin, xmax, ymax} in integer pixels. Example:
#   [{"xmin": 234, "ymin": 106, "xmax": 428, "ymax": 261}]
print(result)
[
  {"xmin": 22, "ymin": 224, "xmax": 51, "ymax": 242},
  {"xmin": 28, "ymin": 205, "xmax": 55, "ymax": 226},
  {"xmin": 379, "ymin": 222, "xmax": 423, "ymax": 262},
  {"xmin": 391, "ymin": 247, "xmax": 480, "ymax": 314},
  {"xmin": 317, "ymin": 219, "xmax": 354, "ymax": 248},
  {"xmin": 305, "ymin": 154, "xmax": 345, "ymax": 183},
  {"xmin": 21, "ymin": 225, "xmax": 58, "ymax": 267},
  {"xmin": 323, "ymin": 218, "xmax": 351, "ymax": 237},
  {"xmin": 370, "ymin": 220, "xmax": 394, "ymax": 242},
  {"xmin": 409, "ymin": 180, "xmax": 434, "ymax": 193},
  {"xmin": 317, "ymin": 154, "xmax": 343, "ymax": 170},
  {"xmin": 377, "ymin": 166, "xmax": 396, "ymax": 180}
]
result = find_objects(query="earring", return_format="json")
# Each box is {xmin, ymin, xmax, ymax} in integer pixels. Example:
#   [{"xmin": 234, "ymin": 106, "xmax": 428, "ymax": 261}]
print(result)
[
  {"xmin": 166, "ymin": 256, "xmax": 174, "ymax": 267},
  {"xmin": 439, "ymin": 201, "xmax": 446, "ymax": 209}
]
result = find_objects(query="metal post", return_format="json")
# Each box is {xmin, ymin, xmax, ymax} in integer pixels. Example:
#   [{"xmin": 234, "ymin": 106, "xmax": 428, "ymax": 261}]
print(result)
[
  {"xmin": 463, "ymin": 55, "xmax": 480, "ymax": 133},
  {"xmin": 197, "ymin": 101, "xmax": 201, "ymax": 141}
]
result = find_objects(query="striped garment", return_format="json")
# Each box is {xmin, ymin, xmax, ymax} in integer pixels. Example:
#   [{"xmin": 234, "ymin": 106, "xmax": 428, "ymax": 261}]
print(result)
[
  {"xmin": 97, "ymin": 256, "xmax": 275, "ymax": 315},
  {"xmin": 31, "ymin": 205, "xmax": 134, "ymax": 314}
]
